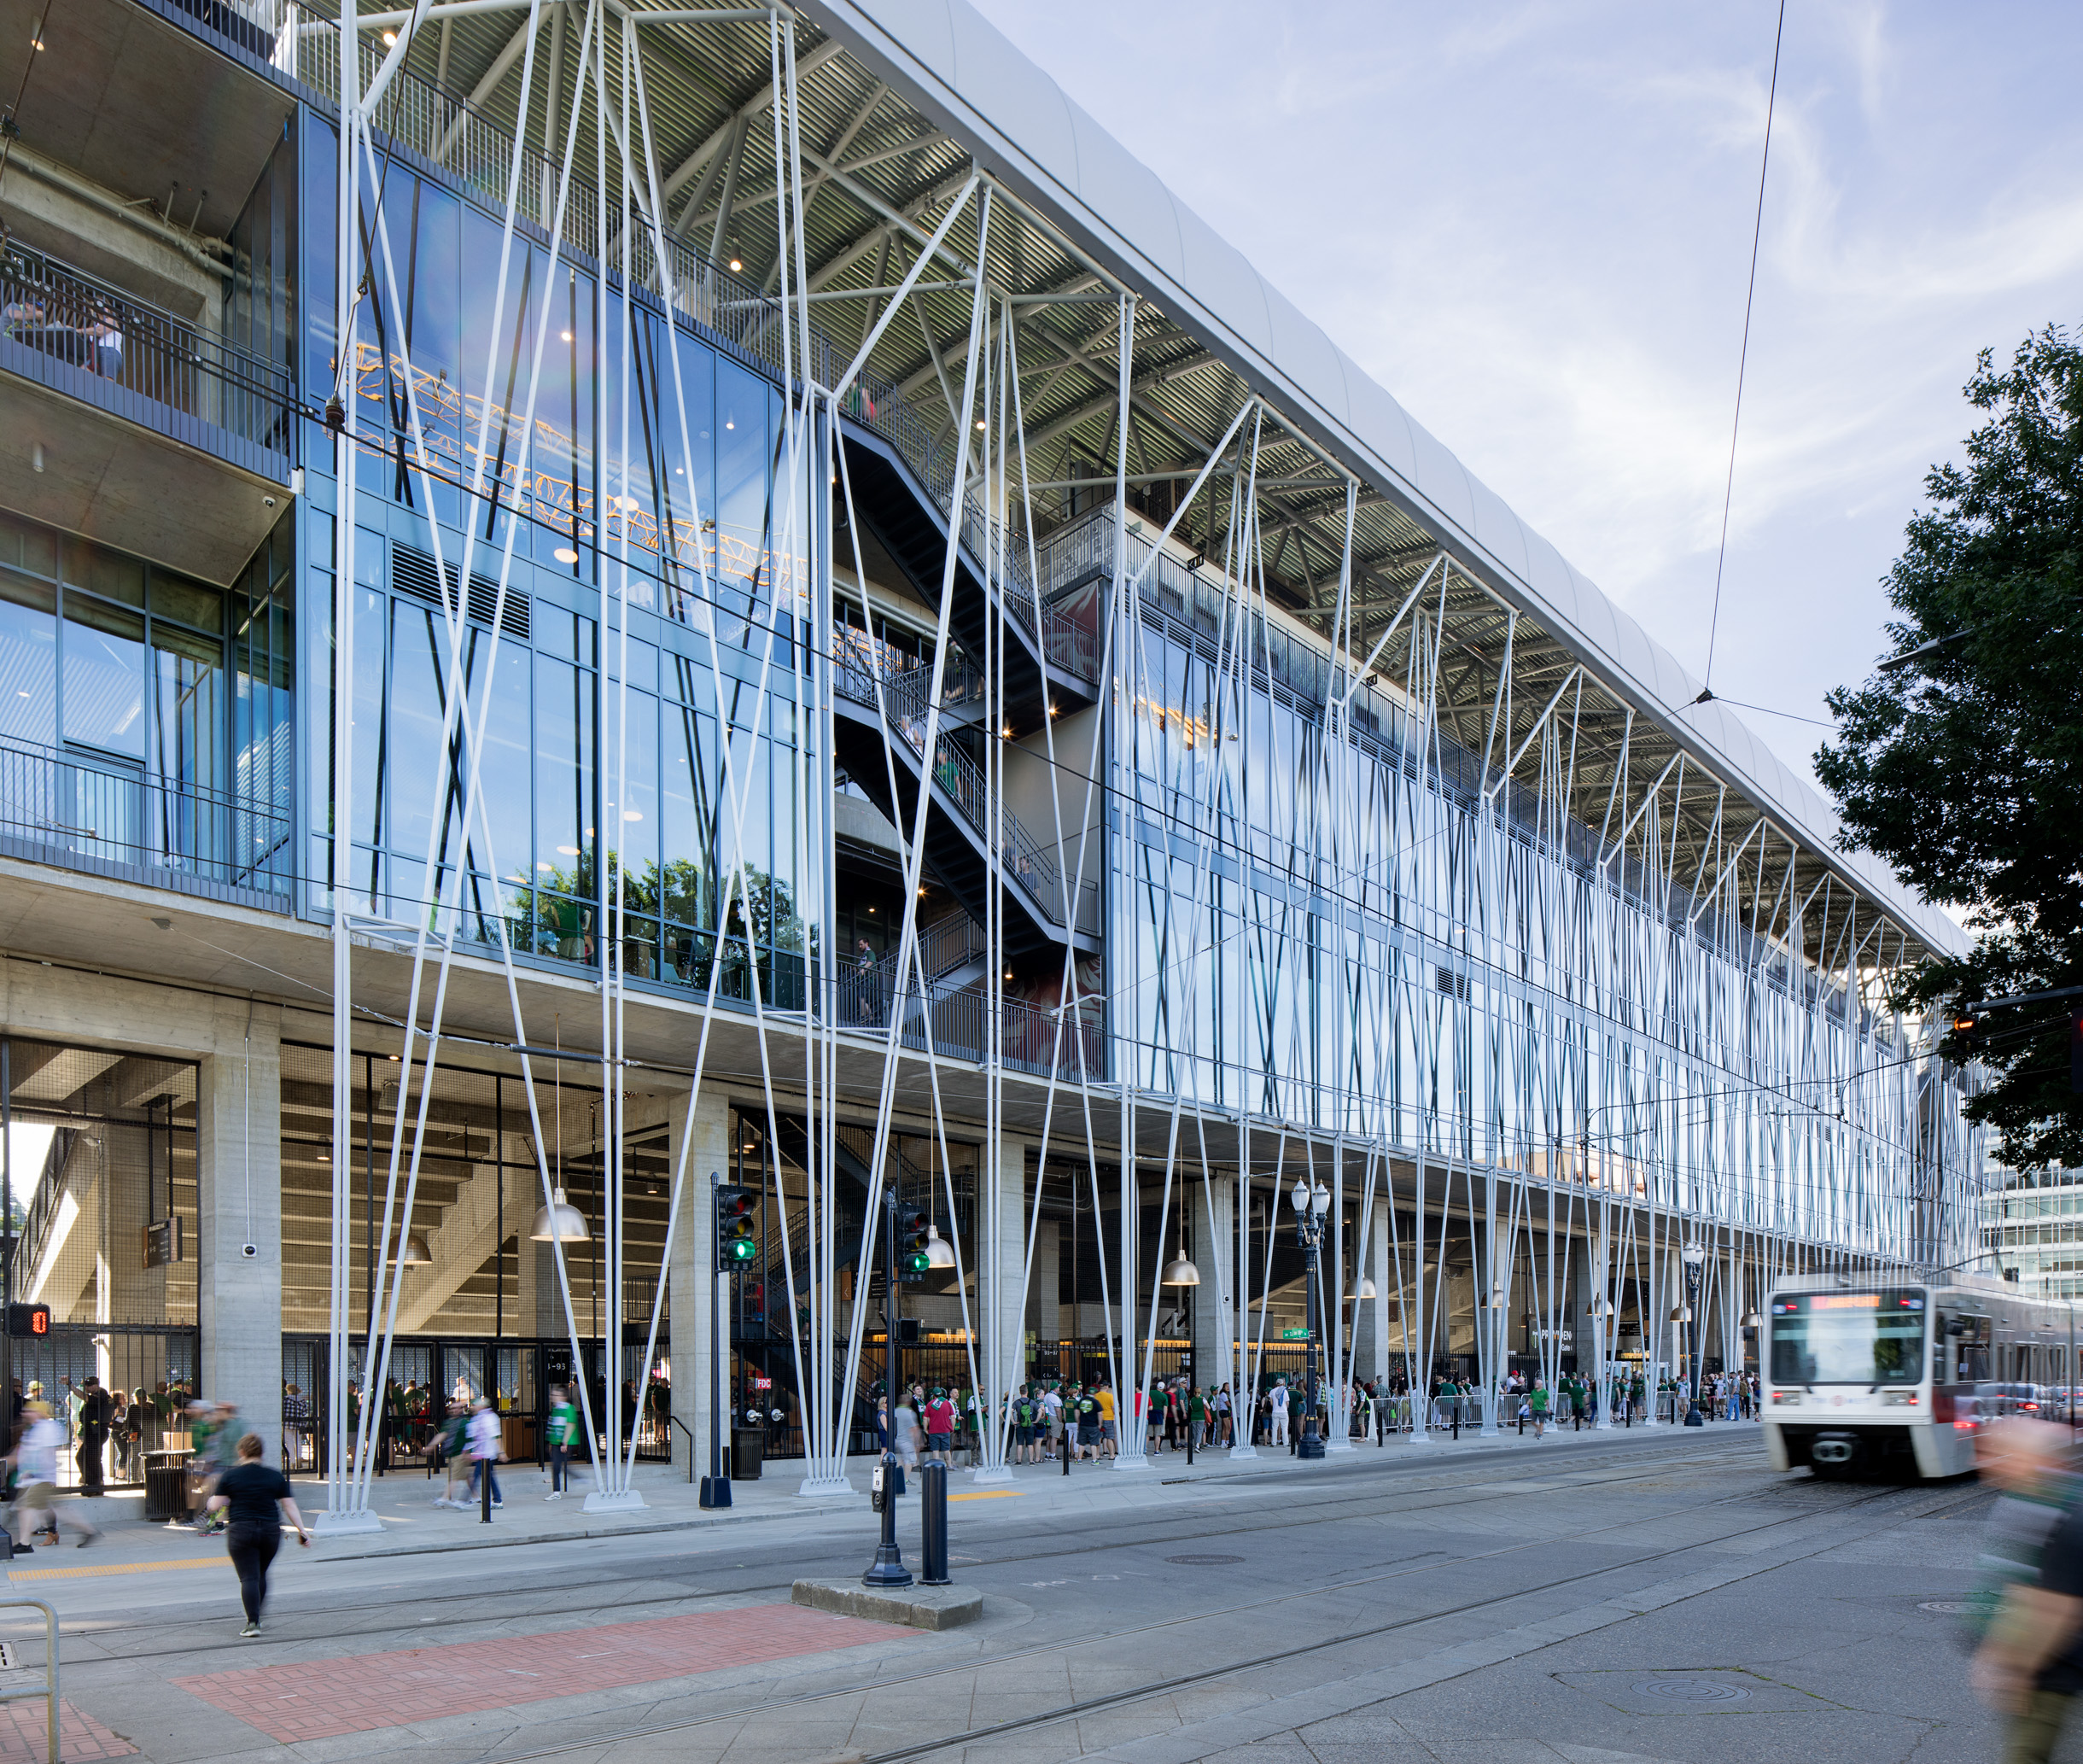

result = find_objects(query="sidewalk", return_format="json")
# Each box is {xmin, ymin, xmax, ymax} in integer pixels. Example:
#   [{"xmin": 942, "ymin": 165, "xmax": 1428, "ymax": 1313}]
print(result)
[{"xmin": 0, "ymin": 1416, "xmax": 1759, "ymax": 1577}]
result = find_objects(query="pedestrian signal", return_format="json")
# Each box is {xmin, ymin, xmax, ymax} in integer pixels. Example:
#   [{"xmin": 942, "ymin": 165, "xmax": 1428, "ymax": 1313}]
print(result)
[
  {"xmin": 7, "ymin": 1303, "xmax": 49, "ymax": 1338},
  {"xmin": 715, "ymin": 1184, "xmax": 758, "ymax": 1269}
]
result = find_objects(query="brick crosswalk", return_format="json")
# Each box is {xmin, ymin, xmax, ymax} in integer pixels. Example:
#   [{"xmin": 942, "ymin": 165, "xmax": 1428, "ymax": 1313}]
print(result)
[
  {"xmin": 0, "ymin": 1699, "xmax": 135, "ymax": 1762},
  {"xmin": 170, "ymin": 1603, "xmax": 907, "ymax": 1743}
]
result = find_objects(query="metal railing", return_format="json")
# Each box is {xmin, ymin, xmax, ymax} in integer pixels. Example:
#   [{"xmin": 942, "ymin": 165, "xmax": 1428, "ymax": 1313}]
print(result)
[
  {"xmin": 0, "ymin": 1601, "xmax": 61, "ymax": 1764},
  {"xmin": 0, "ymin": 242, "xmax": 293, "ymax": 470},
  {"xmin": 0, "ymin": 734, "xmax": 295, "ymax": 899}
]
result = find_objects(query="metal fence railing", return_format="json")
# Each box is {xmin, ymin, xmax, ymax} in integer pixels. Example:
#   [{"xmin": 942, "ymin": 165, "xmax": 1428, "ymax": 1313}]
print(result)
[
  {"xmin": 0, "ymin": 242, "xmax": 293, "ymax": 472},
  {"xmin": 0, "ymin": 734, "xmax": 295, "ymax": 899}
]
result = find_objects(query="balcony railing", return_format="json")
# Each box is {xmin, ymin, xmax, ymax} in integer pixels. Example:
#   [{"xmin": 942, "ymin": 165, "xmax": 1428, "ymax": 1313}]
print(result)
[
  {"xmin": 0, "ymin": 244, "xmax": 294, "ymax": 476},
  {"xmin": 0, "ymin": 734, "xmax": 294, "ymax": 902}
]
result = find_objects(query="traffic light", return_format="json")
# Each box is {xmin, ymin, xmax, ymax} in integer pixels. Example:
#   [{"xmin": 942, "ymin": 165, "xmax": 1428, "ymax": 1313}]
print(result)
[
  {"xmin": 715, "ymin": 1185, "xmax": 757, "ymax": 1270},
  {"xmin": 896, "ymin": 1203, "xmax": 931, "ymax": 1281},
  {"xmin": 6, "ymin": 1303, "xmax": 49, "ymax": 1339},
  {"xmin": 1952, "ymin": 1010, "xmax": 1980, "ymax": 1039}
]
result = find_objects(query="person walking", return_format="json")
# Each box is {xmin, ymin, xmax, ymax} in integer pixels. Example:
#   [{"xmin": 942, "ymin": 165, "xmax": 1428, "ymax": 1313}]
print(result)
[
  {"xmin": 1187, "ymin": 1385, "xmax": 1207, "ymax": 1453},
  {"xmin": 545, "ymin": 1385, "xmax": 578, "ymax": 1498},
  {"xmin": 1269, "ymin": 1379, "xmax": 1290, "ymax": 1448},
  {"xmin": 206, "ymin": 1433, "xmax": 308, "ymax": 1637},
  {"xmin": 9, "ymin": 1401, "xmax": 97, "ymax": 1548},
  {"xmin": 1529, "ymin": 1377, "xmax": 1549, "ymax": 1440},
  {"xmin": 433, "ymin": 1400, "xmax": 472, "ymax": 1508},
  {"xmin": 464, "ymin": 1396, "xmax": 505, "ymax": 1508}
]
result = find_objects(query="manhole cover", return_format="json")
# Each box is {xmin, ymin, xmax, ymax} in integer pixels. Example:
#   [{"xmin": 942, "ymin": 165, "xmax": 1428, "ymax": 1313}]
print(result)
[
  {"xmin": 1165, "ymin": 1553, "xmax": 1245, "ymax": 1565},
  {"xmin": 1631, "ymin": 1678, "xmax": 1752, "ymax": 1704},
  {"xmin": 1919, "ymin": 1600, "xmax": 1979, "ymax": 1615}
]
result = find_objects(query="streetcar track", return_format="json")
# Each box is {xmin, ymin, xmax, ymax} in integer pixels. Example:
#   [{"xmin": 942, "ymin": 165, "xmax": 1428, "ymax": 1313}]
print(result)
[
  {"xmin": 40, "ymin": 1441, "xmax": 1764, "ymax": 1665},
  {"xmin": 260, "ymin": 1454, "xmax": 1942, "ymax": 1764}
]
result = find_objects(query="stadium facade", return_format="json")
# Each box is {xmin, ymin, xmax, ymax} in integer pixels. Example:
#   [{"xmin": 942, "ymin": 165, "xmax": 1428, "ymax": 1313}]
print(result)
[{"xmin": 0, "ymin": 0, "xmax": 1986, "ymax": 1507}]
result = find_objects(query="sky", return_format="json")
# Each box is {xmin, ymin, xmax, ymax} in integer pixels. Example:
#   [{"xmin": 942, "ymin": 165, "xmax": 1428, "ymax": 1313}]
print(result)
[{"xmin": 967, "ymin": 0, "xmax": 2083, "ymax": 794}]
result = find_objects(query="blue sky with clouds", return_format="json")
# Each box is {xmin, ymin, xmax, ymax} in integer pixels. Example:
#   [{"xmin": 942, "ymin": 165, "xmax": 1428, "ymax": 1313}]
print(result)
[{"xmin": 970, "ymin": 0, "xmax": 2083, "ymax": 791}]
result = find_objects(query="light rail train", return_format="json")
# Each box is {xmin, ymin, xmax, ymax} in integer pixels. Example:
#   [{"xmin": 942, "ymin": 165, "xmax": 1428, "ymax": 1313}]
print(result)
[{"xmin": 1763, "ymin": 1273, "xmax": 2076, "ymax": 1479}]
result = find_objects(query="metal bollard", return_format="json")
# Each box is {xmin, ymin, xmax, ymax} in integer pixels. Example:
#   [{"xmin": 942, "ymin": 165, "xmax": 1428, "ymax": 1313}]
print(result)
[
  {"xmin": 480, "ymin": 1455, "xmax": 493, "ymax": 1524},
  {"xmin": 919, "ymin": 1462, "xmax": 949, "ymax": 1586}
]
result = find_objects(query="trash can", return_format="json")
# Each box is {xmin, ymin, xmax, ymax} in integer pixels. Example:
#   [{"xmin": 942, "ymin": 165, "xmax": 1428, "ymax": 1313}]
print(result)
[
  {"xmin": 143, "ymin": 1450, "xmax": 191, "ymax": 1522},
  {"xmin": 730, "ymin": 1425, "xmax": 764, "ymax": 1481}
]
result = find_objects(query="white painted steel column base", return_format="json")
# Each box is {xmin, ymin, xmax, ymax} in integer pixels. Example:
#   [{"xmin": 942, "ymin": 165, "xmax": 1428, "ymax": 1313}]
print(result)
[
  {"xmin": 1109, "ymin": 1455, "xmax": 1152, "ymax": 1472},
  {"xmin": 583, "ymin": 1490, "xmax": 647, "ymax": 1513},
  {"xmin": 313, "ymin": 1508, "xmax": 384, "ymax": 1535},
  {"xmin": 967, "ymin": 1466, "xmax": 1015, "ymax": 1485},
  {"xmin": 1322, "ymin": 1440, "xmax": 1355, "ymax": 1453},
  {"xmin": 1227, "ymin": 1445, "xmax": 1259, "ymax": 1459},
  {"xmin": 796, "ymin": 1475, "xmax": 861, "ymax": 1498}
]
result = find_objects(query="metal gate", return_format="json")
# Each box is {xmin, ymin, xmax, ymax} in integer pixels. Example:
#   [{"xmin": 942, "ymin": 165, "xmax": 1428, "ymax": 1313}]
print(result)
[{"xmin": 5, "ymin": 1324, "xmax": 198, "ymax": 1489}]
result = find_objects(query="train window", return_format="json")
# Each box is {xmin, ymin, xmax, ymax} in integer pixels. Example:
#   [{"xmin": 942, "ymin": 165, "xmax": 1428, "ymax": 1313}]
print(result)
[{"xmin": 1770, "ymin": 1289, "xmax": 1925, "ymax": 1385}]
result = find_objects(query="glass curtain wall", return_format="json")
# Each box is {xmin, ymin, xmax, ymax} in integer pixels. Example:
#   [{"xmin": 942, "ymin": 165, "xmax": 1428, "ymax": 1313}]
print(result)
[
  {"xmin": 301, "ymin": 121, "xmax": 815, "ymax": 999},
  {"xmin": 0, "ymin": 508, "xmax": 295, "ymax": 892},
  {"xmin": 1112, "ymin": 601, "xmax": 1930, "ymax": 1256}
]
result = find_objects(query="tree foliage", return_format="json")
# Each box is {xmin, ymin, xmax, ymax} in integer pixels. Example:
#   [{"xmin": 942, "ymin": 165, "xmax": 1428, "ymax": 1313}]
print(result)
[{"xmin": 1816, "ymin": 326, "xmax": 2083, "ymax": 1171}]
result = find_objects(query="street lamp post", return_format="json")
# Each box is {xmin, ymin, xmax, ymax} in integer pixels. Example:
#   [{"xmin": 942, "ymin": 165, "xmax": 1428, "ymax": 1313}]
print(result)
[
  {"xmin": 1292, "ymin": 1178, "xmax": 1329, "ymax": 1460},
  {"xmin": 1681, "ymin": 1241, "xmax": 1707, "ymax": 1427}
]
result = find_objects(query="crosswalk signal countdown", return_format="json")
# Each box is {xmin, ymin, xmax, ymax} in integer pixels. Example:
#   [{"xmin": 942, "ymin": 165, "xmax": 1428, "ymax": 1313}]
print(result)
[{"xmin": 7, "ymin": 1303, "xmax": 50, "ymax": 1339}]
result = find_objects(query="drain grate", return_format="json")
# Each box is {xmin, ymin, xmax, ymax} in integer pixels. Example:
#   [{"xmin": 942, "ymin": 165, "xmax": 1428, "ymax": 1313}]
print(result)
[
  {"xmin": 1165, "ymin": 1553, "xmax": 1245, "ymax": 1565},
  {"xmin": 1631, "ymin": 1677, "xmax": 1752, "ymax": 1704}
]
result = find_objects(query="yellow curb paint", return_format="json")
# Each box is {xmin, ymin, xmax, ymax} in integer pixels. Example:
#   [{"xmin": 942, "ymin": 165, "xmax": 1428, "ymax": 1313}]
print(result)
[
  {"xmin": 9, "ymin": 1557, "xmax": 224, "ymax": 1582},
  {"xmin": 948, "ymin": 1491, "xmax": 1024, "ymax": 1502}
]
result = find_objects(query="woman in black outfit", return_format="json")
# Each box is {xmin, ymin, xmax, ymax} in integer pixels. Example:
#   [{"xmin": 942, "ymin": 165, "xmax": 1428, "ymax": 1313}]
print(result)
[{"xmin": 205, "ymin": 1433, "xmax": 309, "ymax": 1637}]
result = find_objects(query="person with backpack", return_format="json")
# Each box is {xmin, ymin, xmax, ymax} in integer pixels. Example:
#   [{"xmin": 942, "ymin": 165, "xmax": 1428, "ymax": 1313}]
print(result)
[
  {"xmin": 544, "ymin": 1385, "xmax": 579, "ymax": 1499},
  {"xmin": 1071, "ymin": 1385, "xmax": 1100, "ymax": 1461}
]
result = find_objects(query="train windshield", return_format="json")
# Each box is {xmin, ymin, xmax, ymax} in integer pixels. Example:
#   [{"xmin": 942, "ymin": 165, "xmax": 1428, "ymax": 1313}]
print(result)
[{"xmin": 1770, "ymin": 1289, "xmax": 1925, "ymax": 1385}]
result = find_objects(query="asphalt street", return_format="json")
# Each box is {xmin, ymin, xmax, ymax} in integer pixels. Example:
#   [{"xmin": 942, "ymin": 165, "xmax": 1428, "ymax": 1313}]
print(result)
[{"xmin": 0, "ymin": 1423, "xmax": 2004, "ymax": 1764}]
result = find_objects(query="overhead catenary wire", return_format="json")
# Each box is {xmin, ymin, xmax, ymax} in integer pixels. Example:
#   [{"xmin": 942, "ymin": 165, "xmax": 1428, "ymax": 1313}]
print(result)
[{"xmin": 1700, "ymin": 0, "xmax": 1787, "ymax": 698}]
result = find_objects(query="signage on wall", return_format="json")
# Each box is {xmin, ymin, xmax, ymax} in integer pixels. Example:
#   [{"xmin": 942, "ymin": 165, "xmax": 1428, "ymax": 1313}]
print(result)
[
  {"xmin": 143, "ymin": 1218, "xmax": 181, "ymax": 1270},
  {"xmin": 1280, "ymin": 1328, "xmax": 1310, "ymax": 1341}
]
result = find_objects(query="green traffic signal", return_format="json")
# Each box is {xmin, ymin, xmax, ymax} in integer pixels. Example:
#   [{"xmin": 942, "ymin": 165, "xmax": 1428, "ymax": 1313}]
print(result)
[{"xmin": 725, "ymin": 1232, "xmax": 758, "ymax": 1264}]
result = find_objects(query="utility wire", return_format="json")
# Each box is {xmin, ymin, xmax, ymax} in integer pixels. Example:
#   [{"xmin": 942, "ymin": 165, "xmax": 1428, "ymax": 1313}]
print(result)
[{"xmin": 1699, "ymin": 0, "xmax": 1786, "ymax": 698}]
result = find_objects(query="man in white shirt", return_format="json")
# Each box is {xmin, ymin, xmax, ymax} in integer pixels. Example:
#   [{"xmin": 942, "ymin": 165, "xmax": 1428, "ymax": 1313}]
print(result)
[
  {"xmin": 1040, "ymin": 1385, "xmax": 1063, "ymax": 1461},
  {"xmin": 9, "ymin": 1401, "xmax": 97, "ymax": 1547},
  {"xmin": 1269, "ymin": 1380, "xmax": 1290, "ymax": 1447},
  {"xmin": 464, "ymin": 1398, "xmax": 504, "ymax": 1508}
]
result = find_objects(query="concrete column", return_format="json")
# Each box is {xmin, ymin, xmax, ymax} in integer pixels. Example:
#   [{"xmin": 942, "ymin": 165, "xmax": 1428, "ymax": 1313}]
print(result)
[
  {"xmin": 977, "ymin": 1135, "xmax": 1027, "ymax": 1475},
  {"xmin": 195, "ymin": 1002, "xmax": 283, "ymax": 1457},
  {"xmin": 1029, "ymin": 1218, "xmax": 1060, "ymax": 1348},
  {"xmin": 1354, "ymin": 1197, "xmax": 1390, "ymax": 1384},
  {"xmin": 665, "ymin": 1089, "xmax": 732, "ymax": 1484}
]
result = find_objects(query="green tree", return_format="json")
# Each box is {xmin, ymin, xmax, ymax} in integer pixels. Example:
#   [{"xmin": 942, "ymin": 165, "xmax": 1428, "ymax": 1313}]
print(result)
[{"xmin": 1815, "ymin": 325, "xmax": 2083, "ymax": 1170}]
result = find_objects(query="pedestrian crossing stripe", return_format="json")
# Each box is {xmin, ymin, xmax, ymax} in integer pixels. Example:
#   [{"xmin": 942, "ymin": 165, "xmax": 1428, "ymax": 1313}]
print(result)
[{"xmin": 9, "ymin": 1557, "xmax": 224, "ymax": 1581}]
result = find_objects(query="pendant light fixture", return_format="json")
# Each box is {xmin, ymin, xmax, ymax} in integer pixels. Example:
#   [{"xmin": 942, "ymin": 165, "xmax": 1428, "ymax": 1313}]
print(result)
[
  {"xmin": 923, "ymin": 1224, "xmax": 958, "ymax": 1270},
  {"xmin": 1160, "ymin": 1211, "xmax": 1199, "ymax": 1286},
  {"xmin": 530, "ymin": 1188, "xmax": 590, "ymax": 1241}
]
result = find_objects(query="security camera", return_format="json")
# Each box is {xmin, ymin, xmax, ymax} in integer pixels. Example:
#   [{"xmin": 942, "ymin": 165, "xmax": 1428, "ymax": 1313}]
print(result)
[
  {"xmin": 262, "ymin": 495, "xmax": 277, "ymax": 509},
  {"xmin": 241, "ymin": 1243, "xmax": 259, "ymax": 1259}
]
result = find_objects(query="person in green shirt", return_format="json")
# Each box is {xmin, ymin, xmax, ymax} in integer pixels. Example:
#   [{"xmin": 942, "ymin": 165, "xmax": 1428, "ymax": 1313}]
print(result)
[
  {"xmin": 545, "ymin": 1385, "xmax": 579, "ymax": 1498},
  {"xmin": 1187, "ymin": 1387, "xmax": 1207, "ymax": 1452},
  {"xmin": 1528, "ymin": 1377, "xmax": 1550, "ymax": 1440}
]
